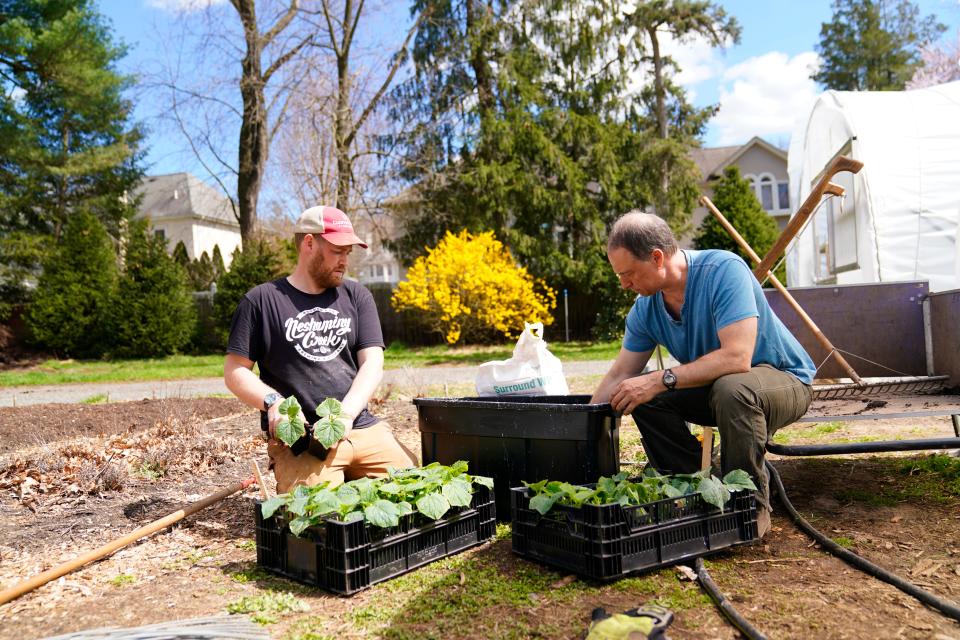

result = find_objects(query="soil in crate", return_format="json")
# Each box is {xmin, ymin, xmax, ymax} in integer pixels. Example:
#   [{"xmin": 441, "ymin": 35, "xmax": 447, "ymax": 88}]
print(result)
[
  {"xmin": 255, "ymin": 485, "xmax": 496, "ymax": 595},
  {"xmin": 510, "ymin": 487, "xmax": 759, "ymax": 581}
]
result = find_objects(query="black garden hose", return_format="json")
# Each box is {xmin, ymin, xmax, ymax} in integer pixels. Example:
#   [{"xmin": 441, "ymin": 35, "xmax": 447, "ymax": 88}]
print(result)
[
  {"xmin": 693, "ymin": 557, "xmax": 768, "ymax": 640},
  {"xmin": 766, "ymin": 460, "xmax": 960, "ymax": 622}
]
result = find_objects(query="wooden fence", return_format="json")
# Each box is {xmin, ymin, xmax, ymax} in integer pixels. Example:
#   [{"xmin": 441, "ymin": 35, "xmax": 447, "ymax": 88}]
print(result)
[{"xmin": 366, "ymin": 283, "xmax": 599, "ymax": 345}]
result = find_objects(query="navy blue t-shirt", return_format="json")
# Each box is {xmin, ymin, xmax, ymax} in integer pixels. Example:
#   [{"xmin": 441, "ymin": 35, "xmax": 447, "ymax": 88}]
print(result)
[{"xmin": 227, "ymin": 277, "xmax": 385, "ymax": 429}]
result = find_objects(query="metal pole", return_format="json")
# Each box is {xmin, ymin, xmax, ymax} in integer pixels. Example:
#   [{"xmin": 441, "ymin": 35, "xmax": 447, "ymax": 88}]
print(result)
[{"xmin": 564, "ymin": 288, "xmax": 570, "ymax": 342}]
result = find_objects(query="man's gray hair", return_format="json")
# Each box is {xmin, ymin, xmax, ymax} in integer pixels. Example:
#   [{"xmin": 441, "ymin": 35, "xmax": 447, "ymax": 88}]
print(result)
[{"xmin": 607, "ymin": 210, "xmax": 678, "ymax": 259}]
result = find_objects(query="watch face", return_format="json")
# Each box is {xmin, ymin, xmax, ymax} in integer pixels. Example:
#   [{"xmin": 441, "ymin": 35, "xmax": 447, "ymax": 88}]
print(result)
[{"xmin": 663, "ymin": 370, "xmax": 677, "ymax": 388}]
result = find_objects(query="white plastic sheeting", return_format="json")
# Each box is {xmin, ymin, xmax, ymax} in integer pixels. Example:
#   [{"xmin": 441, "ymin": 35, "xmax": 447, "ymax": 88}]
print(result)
[{"xmin": 786, "ymin": 81, "xmax": 960, "ymax": 292}]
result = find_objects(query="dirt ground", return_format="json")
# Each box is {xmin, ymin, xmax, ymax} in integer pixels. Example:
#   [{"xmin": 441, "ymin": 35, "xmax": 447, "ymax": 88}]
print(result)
[{"xmin": 0, "ymin": 395, "xmax": 958, "ymax": 640}]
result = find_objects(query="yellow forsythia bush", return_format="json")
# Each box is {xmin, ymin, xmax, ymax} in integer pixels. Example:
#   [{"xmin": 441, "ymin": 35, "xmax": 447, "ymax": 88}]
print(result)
[{"xmin": 392, "ymin": 230, "xmax": 556, "ymax": 344}]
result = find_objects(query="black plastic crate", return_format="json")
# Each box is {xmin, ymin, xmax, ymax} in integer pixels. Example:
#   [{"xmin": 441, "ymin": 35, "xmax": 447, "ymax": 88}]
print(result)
[
  {"xmin": 510, "ymin": 486, "xmax": 758, "ymax": 580},
  {"xmin": 415, "ymin": 395, "xmax": 619, "ymax": 520},
  {"xmin": 254, "ymin": 484, "xmax": 496, "ymax": 595}
]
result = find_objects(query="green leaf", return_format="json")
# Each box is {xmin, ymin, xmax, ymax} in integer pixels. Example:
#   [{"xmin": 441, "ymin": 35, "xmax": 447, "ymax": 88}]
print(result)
[
  {"xmin": 448, "ymin": 460, "xmax": 469, "ymax": 476},
  {"xmin": 308, "ymin": 489, "xmax": 340, "ymax": 515},
  {"xmin": 260, "ymin": 496, "xmax": 286, "ymax": 520},
  {"xmin": 336, "ymin": 483, "xmax": 361, "ymax": 506},
  {"xmin": 662, "ymin": 484, "xmax": 684, "ymax": 499},
  {"xmin": 278, "ymin": 396, "xmax": 302, "ymax": 419},
  {"xmin": 472, "ymin": 475, "xmax": 494, "ymax": 490},
  {"xmin": 275, "ymin": 414, "xmax": 306, "ymax": 447},
  {"xmin": 313, "ymin": 416, "xmax": 346, "ymax": 448},
  {"xmin": 698, "ymin": 476, "xmax": 730, "ymax": 510},
  {"xmin": 396, "ymin": 501, "xmax": 414, "ymax": 516},
  {"xmin": 441, "ymin": 477, "xmax": 473, "ymax": 507},
  {"xmin": 378, "ymin": 481, "xmax": 402, "ymax": 495},
  {"xmin": 343, "ymin": 510, "xmax": 365, "ymax": 523},
  {"xmin": 529, "ymin": 493, "xmax": 558, "ymax": 516},
  {"xmin": 289, "ymin": 516, "xmax": 313, "ymax": 537},
  {"xmin": 364, "ymin": 499, "xmax": 401, "ymax": 528},
  {"xmin": 416, "ymin": 492, "xmax": 451, "ymax": 520},
  {"xmin": 722, "ymin": 469, "xmax": 758, "ymax": 492},
  {"xmin": 315, "ymin": 397, "xmax": 343, "ymax": 419},
  {"xmin": 287, "ymin": 495, "xmax": 309, "ymax": 517},
  {"xmin": 352, "ymin": 478, "xmax": 378, "ymax": 504}
]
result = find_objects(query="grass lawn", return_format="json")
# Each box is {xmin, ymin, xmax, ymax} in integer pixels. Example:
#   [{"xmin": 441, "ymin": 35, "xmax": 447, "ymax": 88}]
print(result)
[{"xmin": 0, "ymin": 340, "xmax": 619, "ymax": 387}]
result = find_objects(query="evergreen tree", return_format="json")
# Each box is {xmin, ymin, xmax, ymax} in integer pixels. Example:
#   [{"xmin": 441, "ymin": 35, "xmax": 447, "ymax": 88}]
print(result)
[
  {"xmin": 0, "ymin": 231, "xmax": 48, "ymax": 321},
  {"xmin": 189, "ymin": 251, "xmax": 215, "ymax": 291},
  {"xmin": 26, "ymin": 209, "xmax": 117, "ymax": 357},
  {"xmin": 212, "ymin": 237, "xmax": 284, "ymax": 345},
  {"xmin": 172, "ymin": 241, "xmax": 190, "ymax": 268},
  {"xmin": 110, "ymin": 220, "xmax": 195, "ymax": 357},
  {"xmin": 694, "ymin": 166, "xmax": 783, "ymax": 284},
  {"xmin": 0, "ymin": 0, "xmax": 143, "ymax": 238},
  {"xmin": 813, "ymin": 0, "xmax": 946, "ymax": 90},
  {"xmin": 210, "ymin": 245, "xmax": 226, "ymax": 284},
  {"xmin": 387, "ymin": 0, "xmax": 734, "ymax": 339}
]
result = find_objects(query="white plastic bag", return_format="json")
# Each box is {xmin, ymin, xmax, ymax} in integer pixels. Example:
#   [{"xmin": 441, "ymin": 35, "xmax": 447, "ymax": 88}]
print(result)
[{"xmin": 475, "ymin": 322, "xmax": 570, "ymax": 397}]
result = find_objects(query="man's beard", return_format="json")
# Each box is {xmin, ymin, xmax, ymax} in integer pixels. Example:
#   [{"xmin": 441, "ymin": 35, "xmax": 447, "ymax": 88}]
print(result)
[{"xmin": 308, "ymin": 253, "xmax": 343, "ymax": 289}]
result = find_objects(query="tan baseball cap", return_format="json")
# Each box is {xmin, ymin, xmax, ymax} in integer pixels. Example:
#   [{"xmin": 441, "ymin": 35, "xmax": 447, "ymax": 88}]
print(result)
[{"xmin": 294, "ymin": 205, "xmax": 368, "ymax": 248}]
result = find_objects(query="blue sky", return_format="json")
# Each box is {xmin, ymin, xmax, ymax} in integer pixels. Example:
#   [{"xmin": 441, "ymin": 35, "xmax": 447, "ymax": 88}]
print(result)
[{"xmin": 99, "ymin": 0, "xmax": 960, "ymax": 177}]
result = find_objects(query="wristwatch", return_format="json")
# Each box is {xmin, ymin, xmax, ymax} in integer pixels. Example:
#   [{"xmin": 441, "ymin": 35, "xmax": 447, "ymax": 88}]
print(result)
[
  {"xmin": 263, "ymin": 391, "xmax": 283, "ymax": 411},
  {"xmin": 662, "ymin": 369, "xmax": 677, "ymax": 391}
]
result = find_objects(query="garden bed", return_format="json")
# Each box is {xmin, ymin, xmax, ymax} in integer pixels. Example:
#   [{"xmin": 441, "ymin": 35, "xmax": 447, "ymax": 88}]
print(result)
[{"xmin": 0, "ymin": 396, "xmax": 958, "ymax": 639}]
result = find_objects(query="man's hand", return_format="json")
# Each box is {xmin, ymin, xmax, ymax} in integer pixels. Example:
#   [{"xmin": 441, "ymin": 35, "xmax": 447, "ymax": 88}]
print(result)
[
  {"xmin": 609, "ymin": 372, "xmax": 666, "ymax": 415},
  {"xmin": 266, "ymin": 402, "xmax": 284, "ymax": 440}
]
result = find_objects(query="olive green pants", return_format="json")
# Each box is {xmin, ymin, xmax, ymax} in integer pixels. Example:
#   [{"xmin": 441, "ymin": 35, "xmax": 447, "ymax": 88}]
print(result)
[{"xmin": 631, "ymin": 365, "xmax": 812, "ymax": 510}]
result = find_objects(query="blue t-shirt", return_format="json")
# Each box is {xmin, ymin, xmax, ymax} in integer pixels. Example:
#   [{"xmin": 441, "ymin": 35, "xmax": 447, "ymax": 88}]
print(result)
[{"xmin": 623, "ymin": 249, "xmax": 815, "ymax": 384}]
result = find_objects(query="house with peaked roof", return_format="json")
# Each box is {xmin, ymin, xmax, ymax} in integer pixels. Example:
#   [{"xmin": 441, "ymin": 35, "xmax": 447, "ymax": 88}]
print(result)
[
  {"xmin": 685, "ymin": 136, "xmax": 790, "ymax": 247},
  {"xmin": 134, "ymin": 173, "xmax": 242, "ymax": 267}
]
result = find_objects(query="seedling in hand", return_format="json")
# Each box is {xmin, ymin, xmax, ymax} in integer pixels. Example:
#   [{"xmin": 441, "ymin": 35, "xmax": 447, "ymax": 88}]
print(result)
[
  {"xmin": 275, "ymin": 396, "xmax": 306, "ymax": 446},
  {"xmin": 313, "ymin": 397, "xmax": 348, "ymax": 448}
]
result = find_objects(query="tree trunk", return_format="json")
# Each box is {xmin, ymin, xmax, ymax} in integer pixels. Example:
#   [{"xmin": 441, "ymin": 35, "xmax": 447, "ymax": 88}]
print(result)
[
  {"xmin": 334, "ymin": 0, "xmax": 354, "ymax": 209},
  {"xmin": 234, "ymin": 0, "xmax": 268, "ymax": 243},
  {"xmin": 467, "ymin": 0, "xmax": 495, "ymax": 119},
  {"xmin": 648, "ymin": 26, "xmax": 668, "ymax": 140}
]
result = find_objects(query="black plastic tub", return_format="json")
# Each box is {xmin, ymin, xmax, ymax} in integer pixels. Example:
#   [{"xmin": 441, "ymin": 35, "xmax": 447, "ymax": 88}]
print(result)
[
  {"xmin": 511, "ymin": 485, "xmax": 759, "ymax": 580},
  {"xmin": 414, "ymin": 395, "xmax": 619, "ymax": 520},
  {"xmin": 254, "ymin": 485, "xmax": 496, "ymax": 595}
]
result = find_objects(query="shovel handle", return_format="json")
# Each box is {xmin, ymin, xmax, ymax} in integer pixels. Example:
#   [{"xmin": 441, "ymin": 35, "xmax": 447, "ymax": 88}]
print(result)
[{"xmin": 753, "ymin": 155, "xmax": 863, "ymax": 280}]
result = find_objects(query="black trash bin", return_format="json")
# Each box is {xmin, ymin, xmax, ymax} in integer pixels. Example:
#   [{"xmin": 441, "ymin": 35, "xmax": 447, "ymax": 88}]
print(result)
[{"xmin": 414, "ymin": 395, "xmax": 620, "ymax": 521}]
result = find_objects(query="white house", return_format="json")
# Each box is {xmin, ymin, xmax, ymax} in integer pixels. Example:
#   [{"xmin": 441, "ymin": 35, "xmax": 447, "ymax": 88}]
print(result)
[
  {"xmin": 787, "ymin": 81, "xmax": 960, "ymax": 291},
  {"xmin": 135, "ymin": 173, "xmax": 242, "ymax": 266}
]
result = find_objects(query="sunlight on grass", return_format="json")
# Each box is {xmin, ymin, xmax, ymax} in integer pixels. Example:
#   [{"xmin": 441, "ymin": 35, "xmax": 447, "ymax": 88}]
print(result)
[
  {"xmin": 383, "ymin": 340, "xmax": 619, "ymax": 368},
  {"xmin": 1, "ymin": 341, "xmax": 619, "ymax": 387},
  {"xmin": 0, "ymin": 354, "xmax": 226, "ymax": 386}
]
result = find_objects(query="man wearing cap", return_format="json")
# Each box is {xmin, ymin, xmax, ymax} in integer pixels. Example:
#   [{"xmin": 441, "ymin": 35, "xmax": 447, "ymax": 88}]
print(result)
[{"xmin": 224, "ymin": 205, "xmax": 417, "ymax": 492}]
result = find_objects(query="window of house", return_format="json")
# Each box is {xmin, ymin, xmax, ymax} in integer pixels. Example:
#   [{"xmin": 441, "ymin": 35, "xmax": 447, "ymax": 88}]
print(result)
[
  {"xmin": 777, "ymin": 182, "xmax": 790, "ymax": 210},
  {"xmin": 375, "ymin": 265, "xmax": 384, "ymax": 277},
  {"xmin": 759, "ymin": 176, "xmax": 774, "ymax": 211},
  {"xmin": 154, "ymin": 229, "xmax": 165, "ymax": 241}
]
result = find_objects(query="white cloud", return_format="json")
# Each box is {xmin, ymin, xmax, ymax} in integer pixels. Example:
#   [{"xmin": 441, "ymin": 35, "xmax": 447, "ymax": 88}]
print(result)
[
  {"xmin": 145, "ymin": 0, "xmax": 227, "ymax": 12},
  {"xmin": 711, "ymin": 51, "xmax": 821, "ymax": 145},
  {"xmin": 662, "ymin": 32, "xmax": 727, "ymax": 89}
]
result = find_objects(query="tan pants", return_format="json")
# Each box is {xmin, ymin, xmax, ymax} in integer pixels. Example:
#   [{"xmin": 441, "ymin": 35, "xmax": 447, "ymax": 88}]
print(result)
[{"xmin": 268, "ymin": 421, "xmax": 418, "ymax": 493}]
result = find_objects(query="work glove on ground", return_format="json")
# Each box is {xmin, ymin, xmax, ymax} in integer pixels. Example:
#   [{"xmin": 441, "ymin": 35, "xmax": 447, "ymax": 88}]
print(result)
[{"xmin": 585, "ymin": 604, "xmax": 673, "ymax": 640}]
